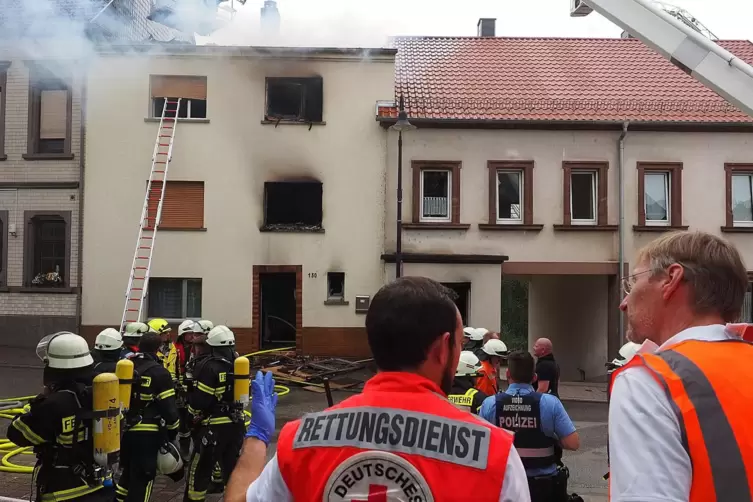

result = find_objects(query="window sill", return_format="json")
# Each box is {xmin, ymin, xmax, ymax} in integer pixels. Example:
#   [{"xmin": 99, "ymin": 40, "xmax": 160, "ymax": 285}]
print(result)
[
  {"xmin": 144, "ymin": 118, "xmax": 210, "ymax": 124},
  {"xmin": 22, "ymin": 153, "xmax": 75, "ymax": 161},
  {"xmin": 721, "ymin": 226, "xmax": 753, "ymax": 233},
  {"xmin": 633, "ymin": 225, "xmax": 689, "ymax": 232},
  {"xmin": 478, "ymin": 224, "xmax": 544, "ymax": 232},
  {"xmin": 158, "ymin": 227, "xmax": 208, "ymax": 232},
  {"xmin": 261, "ymin": 120, "xmax": 326, "ymax": 127},
  {"xmin": 403, "ymin": 223, "xmax": 471, "ymax": 230},
  {"xmin": 0, "ymin": 286, "xmax": 8, "ymax": 293},
  {"xmin": 260, "ymin": 225, "xmax": 325, "ymax": 233},
  {"xmin": 324, "ymin": 299, "xmax": 350, "ymax": 306},
  {"xmin": 553, "ymin": 224, "xmax": 618, "ymax": 232},
  {"xmin": 16, "ymin": 286, "xmax": 75, "ymax": 294},
  {"xmin": 0, "ymin": 155, "xmax": 6, "ymax": 161}
]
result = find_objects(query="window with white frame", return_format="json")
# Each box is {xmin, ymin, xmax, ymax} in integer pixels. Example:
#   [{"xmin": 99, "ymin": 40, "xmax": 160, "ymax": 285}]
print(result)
[
  {"xmin": 732, "ymin": 173, "xmax": 753, "ymax": 226},
  {"xmin": 150, "ymin": 75, "xmax": 207, "ymax": 119},
  {"xmin": 645, "ymin": 172, "xmax": 671, "ymax": 225},
  {"xmin": 420, "ymin": 170, "xmax": 451, "ymax": 221},
  {"xmin": 152, "ymin": 97, "xmax": 207, "ymax": 119},
  {"xmin": 497, "ymin": 170, "xmax": 522, "ymax": 222},
  {"xmin": 148, "ymin": 278, "xmax": 202, "ymax": 320},
  {"xmin": 570, "ymin": 171, "xmax": 597, "ymax": 224}
]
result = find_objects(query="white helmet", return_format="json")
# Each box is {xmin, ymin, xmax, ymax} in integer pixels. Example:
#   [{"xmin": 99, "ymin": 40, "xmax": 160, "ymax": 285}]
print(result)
[
  {"xmin": 36, "ymin": 332, "xmax": 94, "ymax": 370},
  {"xmin": 177, "ymin": 320, "xmax": 197, "ymax": 337},
  {"xmin": 196, "ymin": 320, "xmax": 214, "ymax": 334},
  {"xmin": 612, "ymin": 342, "xmax": 641, "ymax": 367},
  {"xmin": 206, "ymin": 325, "xmax": 235, "ymax": 347},
  {"xmin": 463, "ymin": 327, "xmax": 476, "ymax": 338},
  {"xmin": 455, "ymin": 351, "xmax": 482, "ymax": 376},
  {"xmin": 468, "ymin": 328, "xmax": 488, "ymax": 341},
  {"xmin": 123, "ymin": 322, "xmax": 150, "ymax": 339},
  {"xmin": 156, "ymin": 442, "xmax": 183, "ymax": 475},
  {"xmin": 94, "ymin": 328, "xmax": 123, "ymax": 351},
  {"xmin": 482, "ymin": 338, "xmax": 508, "ymax": 357}
]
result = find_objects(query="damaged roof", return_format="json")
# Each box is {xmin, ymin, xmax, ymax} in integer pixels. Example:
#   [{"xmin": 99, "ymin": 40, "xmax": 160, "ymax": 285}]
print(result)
[
  {"xmin": 377, "ymin": 36, "xmax": 753, "ymax": 124},
  {"xmin": 0, "ymin": 0, "xmax": 205, "ymax": 44}
]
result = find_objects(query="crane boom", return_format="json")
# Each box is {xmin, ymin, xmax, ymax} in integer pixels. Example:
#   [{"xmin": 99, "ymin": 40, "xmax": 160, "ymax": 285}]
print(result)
[{"xmin": 571, "ymin": 0, "xmax": 753, "ymax": 119}]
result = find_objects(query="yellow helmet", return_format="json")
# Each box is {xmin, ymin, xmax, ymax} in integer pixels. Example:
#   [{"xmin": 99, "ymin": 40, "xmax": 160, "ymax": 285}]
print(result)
[{"xmin": 148, "ymin": 318, "xmax": 171, "ymax": 335}]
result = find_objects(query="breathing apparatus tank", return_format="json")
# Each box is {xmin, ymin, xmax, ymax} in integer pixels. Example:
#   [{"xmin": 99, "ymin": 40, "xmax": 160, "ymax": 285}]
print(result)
[
  {"xmin": 116, "ymin": 359, "xmax": 134, "ymax": 412},
  {"xmin": 92, "ymin": 373, "xmax": 120, "ymax": 471},
  {"xmin": 233, "ymin": 356, "xmax": 250, "ymax": 406}
]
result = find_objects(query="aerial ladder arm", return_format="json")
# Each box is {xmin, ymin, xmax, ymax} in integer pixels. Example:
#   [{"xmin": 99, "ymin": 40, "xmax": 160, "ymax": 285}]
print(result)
[{"xmin": 571, "ymin": 0, "xmax": 753, "ymax": 119}]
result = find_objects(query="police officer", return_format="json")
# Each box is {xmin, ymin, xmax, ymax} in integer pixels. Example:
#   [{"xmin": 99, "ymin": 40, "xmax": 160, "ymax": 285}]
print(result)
[
  {"xmin": 480, "ymin": 350, "xmax": 580, "ymax": 502},
  {"xmin": 184, "ymin": 325, "xmax": 245, "ymax": 501},
  {"xmin": 448, "ymin": 350, "xmax": 488, "ymax": 414},
  {"xmin": 116, "ymin": 332, "xmax": 180, "ymax": 502},
  {"xmin": 91, "ymin": 328, "xmax": 124, "ymax": 375},
  {"xmin": 8, "ymin": 332, "xmax": 114, "ymax": 501},
  {"xmin": 228, "ymin": 277, "xmax": 531, "ymax": 501},
  {"xmin": 122, "ymin": 322, "xmax": 150, "ymax": 358}
]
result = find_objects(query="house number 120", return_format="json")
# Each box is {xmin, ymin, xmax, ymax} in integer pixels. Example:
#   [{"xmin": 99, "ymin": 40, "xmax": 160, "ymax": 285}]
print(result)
[{"xmin": 308, "ymin": 272, "xmax": 317, "ymax": 278}]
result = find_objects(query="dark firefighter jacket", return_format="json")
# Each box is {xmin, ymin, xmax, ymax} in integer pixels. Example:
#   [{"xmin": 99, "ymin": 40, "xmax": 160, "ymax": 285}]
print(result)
[
  {"xmin": 92, "ymin": 349, "xmax": 121, "ymax": 375},
  {"xmin": 187, "ymin": 355, "xmax": 239, "ymax": 426},
  {"xmin": 8, "ymin": 383, "xmax": 106, "ymax": 500},
  {"xmin": 126, "ymin": 353, "xmax": 180, "ymax": 439},
  {"xmin": 448, "ymin": 376, "xmax": 489, "ymax": 415}
]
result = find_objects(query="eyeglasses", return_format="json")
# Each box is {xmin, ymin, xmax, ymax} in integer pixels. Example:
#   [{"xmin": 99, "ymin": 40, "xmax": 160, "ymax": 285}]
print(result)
[{"xmin": 622, "ymin": 270, "xmax": 652, "ymax": 296}]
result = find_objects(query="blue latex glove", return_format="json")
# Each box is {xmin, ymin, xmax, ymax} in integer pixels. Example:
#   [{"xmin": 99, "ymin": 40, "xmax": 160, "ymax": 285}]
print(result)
[{"xmin": 246, "ymin": 371, "xmax": 278, "ymax": 445}]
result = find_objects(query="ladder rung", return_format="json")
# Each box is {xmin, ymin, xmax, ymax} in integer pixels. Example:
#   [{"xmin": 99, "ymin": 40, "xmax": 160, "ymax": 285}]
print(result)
[
  {"xmin": 132, "ymin": 288, "xmax": 144, "ymax": 291},
  {"xmin": 155, "ymin": 161, "xmax": 167, "ymax": 164},
  {"xmin": 163, "ymin": 126, "xmax": 173, "ymax": 129},
  {"xmin": 142, "ymin": 236, "xmax": 153, "ymax": 239},
  {"xmin": 159, "ymin": 135, "xmax": 171, "ymax": 138},
  {"xmin": 166, "ymin": 100, "xmax": 179, "ymax": 104},
  {"xmin": 126, "ymin": 309, "xmax": 139, "ymax": 312},
  {"xmin": 136, "ymin": 256, "xmax": 149, "ymax": 260},
  {"xmin": 154, "ymin": 170, "xmax": 165, "ymax": 173},
  {"xmin": 138, "ymin": 246, "xmax": 151, "ymax": 249},
  {"xmin": 158, "ymin": 143, "xmax": 170, "ymax": 146},
  {"xmin": 134, "ymin": 266, "xmax": 147, "ymax": 270},
  {"xmin": 128, "ymin": 298, "xmax": 141, "ymax": 301}
]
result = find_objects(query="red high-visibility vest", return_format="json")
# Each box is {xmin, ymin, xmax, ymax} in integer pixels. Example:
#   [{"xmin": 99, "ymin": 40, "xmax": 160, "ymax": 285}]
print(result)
[
  {"xmin": 277, "ymin": 372, "xmax": 514, "ymax": 501},
  {"xmin": 610, "ymin": 339, "xmax": 753, "ymax": 502}
]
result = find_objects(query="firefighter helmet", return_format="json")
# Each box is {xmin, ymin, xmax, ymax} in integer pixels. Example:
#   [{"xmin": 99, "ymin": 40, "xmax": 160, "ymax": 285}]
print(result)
[
  {"xmin": 482, "ymin": 338, "xmax": 508, "ymax": 357},
  {"xmin": 94, "ymin": 328, "xmax": 123, "ymax": 351},
  {"xmin": 455, "ymin": 351, "xmax": 482, "ymax": 376},
  {"xmin": 37, "ymin": 332, "xmax": 94, "ymax": 370},
  {"xmin": 206, "ymin": 325, "xmax": 235, "ymax": 347},
  {"xmin": 148, "ymin": 318, "xmax": 171, "ymax": 335}
]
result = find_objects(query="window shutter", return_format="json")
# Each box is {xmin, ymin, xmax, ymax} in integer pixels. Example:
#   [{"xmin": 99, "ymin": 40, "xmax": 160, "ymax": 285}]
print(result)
[
  {"xmin": 304, "ymin": 77, "xmax": 323, "ymax": 122},
  {"xmin": 150, "ymin": 76, "xmax": 207, "ymax": 100},
  {"xmin": 39, "ymin": 90, "xmax": 67, "ymax": 139},
  {"xmin": 147, "ymin": 181, "xmax": 204, "ymax": 229}
]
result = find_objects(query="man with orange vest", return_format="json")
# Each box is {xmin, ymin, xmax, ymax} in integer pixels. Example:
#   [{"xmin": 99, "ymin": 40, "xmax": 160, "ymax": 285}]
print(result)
[
  {"xmin": 609, "ymin": 230, "xmax": 753, "ymax": 502},
  {"xmin": 226, "ymin": 276, "xmax": 531, "ymax": 501},
  {"xmin": 476, "ymin": 338, "xmax": 508, "ymax": 395}
]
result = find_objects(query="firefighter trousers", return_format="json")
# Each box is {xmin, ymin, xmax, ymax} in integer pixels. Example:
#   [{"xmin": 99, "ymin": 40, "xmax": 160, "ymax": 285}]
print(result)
[
  {"xmin": 36, "ymin": 485, "xmax": 114, "ymax": 502},
  {"xmin": 184, "ymin": 423, "xmax": 244, "ymax": 502},
  {"xmin": 177, "ymin": 406, "xmax": 192, "ymax": 459},
  {"xmin": 116, "ymin": 431, "xmax": 162, "ymax": 502}
]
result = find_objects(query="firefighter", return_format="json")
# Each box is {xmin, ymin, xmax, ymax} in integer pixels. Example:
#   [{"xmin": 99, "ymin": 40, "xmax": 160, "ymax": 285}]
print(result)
[
  {"xmin": 172, "ymin": 320, "xmax": 204, "ymax": 460},
  {"xmin": 476, "ymin": 338, "xmax": 508, "ymax": 395},
  {"xmin": 148, "ymin": 318, "xmax": 172, "ymax": 363},
  {"xmin": 92, "ymin": 328, "xmax": 124, "ymax": 375},
  {"xmin": 448, "ymin": 350, "xmax": 488, "ymax": 414},
  {"xmin": 116, "ymin": 332, "xmax": 180, "ymax": 502},
  {"xmin": 462, "ymin": 327, "xmax": 487, "ymax": 356},
  {"xmin": 122, "ymin": 322, "xmax": 150, "ymax": 358},
  {"xmin": 184, "ymin": 325, "xmax": 245, "ymax": 501},
  {"xmin": 8, "ymin": 332, "xmax": 114, "ymax": 501}
]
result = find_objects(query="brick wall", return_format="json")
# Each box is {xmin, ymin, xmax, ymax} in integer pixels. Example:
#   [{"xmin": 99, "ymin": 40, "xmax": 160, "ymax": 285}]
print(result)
[{"xmin": 0, "ymin": 57, "xmax": 83, "ymax": 332}]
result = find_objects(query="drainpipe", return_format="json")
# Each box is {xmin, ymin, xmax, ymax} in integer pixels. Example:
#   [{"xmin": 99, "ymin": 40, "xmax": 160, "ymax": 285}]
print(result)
[
  {"xmin": 75, "ymin": 75, "xmax": 87, "ymax": 333},
  {"xmin": 617, "ymin": 121, "xmax": 629, "ymax": 346}
]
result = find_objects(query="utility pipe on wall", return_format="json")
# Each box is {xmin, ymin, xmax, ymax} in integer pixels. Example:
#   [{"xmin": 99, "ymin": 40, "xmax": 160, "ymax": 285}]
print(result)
[
  {"xmin": 617, "ymin": 121, "xmax": 629, "ymax": 346},
  {"xmin": 75, "ymin": 76, "xmax": 87, "ymax": 333}
]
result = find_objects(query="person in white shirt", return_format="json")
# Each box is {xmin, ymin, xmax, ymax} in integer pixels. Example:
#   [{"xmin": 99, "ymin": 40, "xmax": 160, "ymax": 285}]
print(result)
[{"xmin": 609, "ymin": 230, "xmax": 753, "ymax": 502}]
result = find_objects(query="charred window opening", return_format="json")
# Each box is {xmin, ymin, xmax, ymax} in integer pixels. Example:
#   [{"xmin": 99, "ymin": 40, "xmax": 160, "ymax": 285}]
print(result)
[
  {"xmin": 265, "ymin": 77, "xmax": 323, "ymax": 123},
  {"xmin": 263, "ymin": 181, "xmax": 323, "ymax": 231}
]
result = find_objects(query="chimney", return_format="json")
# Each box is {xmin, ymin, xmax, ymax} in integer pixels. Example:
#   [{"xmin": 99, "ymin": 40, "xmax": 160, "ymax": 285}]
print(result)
[
  {"xmin": 477, "ymin": 18, "xmax": 496, "ymax": 37},
  {"xmin": 261, "ymin": 0, "xmax": 280, "ymax": 36}
]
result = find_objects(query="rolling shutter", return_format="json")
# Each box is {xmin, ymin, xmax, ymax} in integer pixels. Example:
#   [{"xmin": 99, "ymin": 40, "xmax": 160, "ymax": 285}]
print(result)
[
  {"xmin": 150, "ymin": 76, "xmax": 207, "ymax": 100},
  {"xmin": 40, "ymin": 90, "xmax": 67, "ymax": 139},
  {"xmin": 146, "ymin": 181, "xmax": 205, "ymax": 229}
]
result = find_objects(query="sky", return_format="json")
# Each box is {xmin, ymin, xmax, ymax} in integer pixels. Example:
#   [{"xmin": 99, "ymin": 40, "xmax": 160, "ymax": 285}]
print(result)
[{"xmin": 204, "ymin": 0, "xmax": 753, "ymax": 47}]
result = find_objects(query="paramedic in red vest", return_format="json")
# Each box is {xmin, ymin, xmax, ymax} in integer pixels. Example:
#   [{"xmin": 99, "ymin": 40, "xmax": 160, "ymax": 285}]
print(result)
[
  {"xmin": 226, "ymin": 276, "xmax": 531, "ymax": 502},
  {"xmin": 610, "ymin": 230, "xmax": 753, "ymax": 502}
]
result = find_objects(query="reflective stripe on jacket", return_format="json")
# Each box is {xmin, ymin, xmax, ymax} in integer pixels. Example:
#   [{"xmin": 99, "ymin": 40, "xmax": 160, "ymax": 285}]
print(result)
[
  {"xmin": 448, "ymin": 387, "xmax": 479, "ymax": 410},
  {"xmin": 610, "ymin": 339, "xmax": 753, "ymax": 502},
  {"xmin": 276, "ymin": 372, "xmax": 513, "ymax": 501}
]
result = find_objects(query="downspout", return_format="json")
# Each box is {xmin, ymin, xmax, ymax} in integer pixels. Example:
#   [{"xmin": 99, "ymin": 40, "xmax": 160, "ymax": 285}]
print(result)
[
  {"xmin": 617, "ymin": 121, "xmax": 629, "ymax": 346},
  {"xmin": 75, "ymin": 75, "xmax": 87, "ymax": 333}
]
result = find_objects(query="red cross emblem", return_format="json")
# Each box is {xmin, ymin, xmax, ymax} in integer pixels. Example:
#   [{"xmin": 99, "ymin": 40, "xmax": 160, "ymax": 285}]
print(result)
[{"xmin": 354, "ymin": 484, "xmax": 388, "ymax": 502}]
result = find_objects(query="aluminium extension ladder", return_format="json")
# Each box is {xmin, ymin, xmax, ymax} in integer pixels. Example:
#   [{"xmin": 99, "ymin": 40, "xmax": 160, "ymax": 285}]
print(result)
[{"xmin": 119, "ymin": 98, "xmax": 182, "ymax": 331}]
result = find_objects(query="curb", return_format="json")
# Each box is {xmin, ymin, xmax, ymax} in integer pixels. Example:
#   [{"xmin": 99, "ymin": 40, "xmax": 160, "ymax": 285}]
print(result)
[{"xmin": 560, "ymin": 397, "xmax": 608, "ymax": 405}]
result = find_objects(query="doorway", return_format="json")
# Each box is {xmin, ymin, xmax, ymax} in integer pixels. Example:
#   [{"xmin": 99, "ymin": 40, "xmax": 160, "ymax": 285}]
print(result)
[
  {"xmin": 259, "ymin": 272, "xmax": 297, "ymax": 349},
  {"xmin": 442, "ymin": 282, "xmax": 471, "ymax": 325}
]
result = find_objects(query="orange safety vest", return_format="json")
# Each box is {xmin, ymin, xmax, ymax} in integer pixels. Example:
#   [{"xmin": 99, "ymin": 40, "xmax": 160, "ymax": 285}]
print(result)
[
  {"xmin": 277, "ymin": 372, "xmax": 513, "ymax": 501},
  {"xmin": 475, "ymin": 360, "xmax": 498, "ymax": 395},
  {"xmin": 610, "ymin": 338, "xmax": 753, "ymax": 502}
]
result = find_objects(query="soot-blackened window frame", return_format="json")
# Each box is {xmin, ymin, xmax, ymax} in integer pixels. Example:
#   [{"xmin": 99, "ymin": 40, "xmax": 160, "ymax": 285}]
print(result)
[
  {"xmin": 264, "ymin": 77, "xmax": 323, "ymax": 123},
  {"xmin": 262, "ymin": 181, "xmax": 324, "ymax": 232}
]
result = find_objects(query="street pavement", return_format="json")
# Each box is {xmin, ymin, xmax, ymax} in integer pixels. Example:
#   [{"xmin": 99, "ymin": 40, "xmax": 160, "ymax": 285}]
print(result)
[{"xmin": 0, "ymin": 353, "xmax": 608, "ymax": 501}]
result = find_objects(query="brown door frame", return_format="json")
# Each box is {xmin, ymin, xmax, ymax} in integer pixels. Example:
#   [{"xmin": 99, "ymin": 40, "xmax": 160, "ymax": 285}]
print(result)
[{"xmin": 252, "ymin": 265, "xmax": 303, "ymax": 351}]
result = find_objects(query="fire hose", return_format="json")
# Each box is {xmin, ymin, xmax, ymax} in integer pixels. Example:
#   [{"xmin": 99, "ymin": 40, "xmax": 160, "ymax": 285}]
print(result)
[{"xmin": 0, "ymin": 347, "xmax": 293, "ymax": 475}]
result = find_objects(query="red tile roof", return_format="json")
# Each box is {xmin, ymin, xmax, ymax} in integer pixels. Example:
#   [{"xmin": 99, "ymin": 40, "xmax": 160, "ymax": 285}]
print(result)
[{"xmin": 379, "ymin": 36, "xmax": 753, "ymax": 123}]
